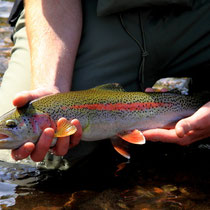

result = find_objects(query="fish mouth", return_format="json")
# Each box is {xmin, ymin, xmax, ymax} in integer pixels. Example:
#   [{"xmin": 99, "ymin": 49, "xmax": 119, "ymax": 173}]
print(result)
[
  {"xmin": 0, "ymin": 133, "xmax": 10, "ymax": 143},
  {"xmin": 0, "ymin": 133, "xmax": 19, "ymax": 149}
]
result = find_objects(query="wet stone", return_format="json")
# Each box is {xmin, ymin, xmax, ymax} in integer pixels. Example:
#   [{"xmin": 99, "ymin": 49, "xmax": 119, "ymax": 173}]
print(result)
[{"xmin": 63, "ymin": 190, "xmax": 126, "ymax": 210}]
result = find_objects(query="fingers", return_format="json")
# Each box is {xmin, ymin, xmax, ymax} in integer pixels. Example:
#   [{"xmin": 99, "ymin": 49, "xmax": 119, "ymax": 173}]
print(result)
[
  {"xmin": 143, "ymin": 128, "xmax": 179, "ymax": 143},
  {"xmin": 12, "ymin": 128, "xmax": 55, "ymax": 162},
  {"xmin": 69, "ymin": 119, "xmax": 82, "ymax": 148},
  {"xmin": 52, "ymin": 136, "xmax": 70, "ymax": 156},
  {"xmin": 11, "ymin": 142, "xmax": 35, "ymax": 161},
  {"xmin": 143, "ymin": 126, "xmax": 210, "ymax": 146},
  {"xmin": 30, "ymin": 128, "xmax": 55, "ymax": 162},
  {"xmin": 175, "ymin": 117, "xmax": 193, "ymax": 138},
  {"xmin": 13, "ymin": 89, "xmax": 57, "ymax": 107},
  {"xmin": 11, "ymin": 118, "xmax": 82, "ymax": 162},
  {"xmin": 175, "ymin": 103, "xmax": 210, "ymax": 137},
  {"xmin": 145, "ymin": 88, "xmax": 154, "ymax": 92},
  {"xmin": 13, "ymin": 91, "xmax": 35, "ymax": 107},
  {"xmin": 52, "ymin": 118, "xmax": 82, "ymax": 155},
  {"xmin": 143, "ymin": 128, "xmax": 191, "ymax": 146},
  {"xmin": 145, "ymin": 88, "xmax": 168, "ymax": 93}
]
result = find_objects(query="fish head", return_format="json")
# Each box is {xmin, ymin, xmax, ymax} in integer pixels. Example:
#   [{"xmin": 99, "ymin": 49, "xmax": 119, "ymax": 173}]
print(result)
[{"xmin": 0, "ymin": 106, "xmax": 52, "ymax": 149}]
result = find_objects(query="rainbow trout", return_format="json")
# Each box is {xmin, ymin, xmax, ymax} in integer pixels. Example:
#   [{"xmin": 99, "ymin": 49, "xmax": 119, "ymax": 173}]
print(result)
[{"xmin": 0, "ymin": 84, "xmax": 208, "ymax": 158}]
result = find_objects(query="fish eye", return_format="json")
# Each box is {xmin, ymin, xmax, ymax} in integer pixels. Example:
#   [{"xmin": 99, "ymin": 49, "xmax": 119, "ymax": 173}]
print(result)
[{"xmin": 6, "ymin": 120, "xmax": 17, "ymax": 128}]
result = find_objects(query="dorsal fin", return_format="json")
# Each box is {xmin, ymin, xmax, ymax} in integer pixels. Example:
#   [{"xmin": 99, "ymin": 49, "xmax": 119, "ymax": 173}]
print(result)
[{"xmin": 91, "ymin": 83, "xmax": 125, "ymax": 92}]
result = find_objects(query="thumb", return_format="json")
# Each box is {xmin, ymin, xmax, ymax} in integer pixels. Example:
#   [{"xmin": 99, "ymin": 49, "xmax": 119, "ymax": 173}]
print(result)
[
  {"xmin": 13, "ymin": 89, "xmax": 56, "ymax": 107},
  {"xmin": 13, "ymin": 91, "xmax": 35, "ymax": 107},
  {"xmin": 175, "ymin": 103, "xmax": 210, "ymax": 138},
  {"xmin": 175, "ymin": 115, "xmax": 198, "ymax": 138}
]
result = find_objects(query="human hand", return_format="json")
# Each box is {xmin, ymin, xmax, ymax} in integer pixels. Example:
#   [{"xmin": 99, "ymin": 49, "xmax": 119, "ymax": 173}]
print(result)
[
  {"xmin": 11, "ymin": 88, "xmax": 82, "ymax": 162},
  {"xmin": 142, "ymin": 88, "xmax": 210, "ymax": 145}
]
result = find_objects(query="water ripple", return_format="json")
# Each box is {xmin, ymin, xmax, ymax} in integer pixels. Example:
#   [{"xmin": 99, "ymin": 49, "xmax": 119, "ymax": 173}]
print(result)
[
  {"xmin": 0, "ymin": 1, "xmax": 14, "ymax": 18},
  {"xmin": 0, "ymin": 182, "xmax": 17, "ymax": 208}
]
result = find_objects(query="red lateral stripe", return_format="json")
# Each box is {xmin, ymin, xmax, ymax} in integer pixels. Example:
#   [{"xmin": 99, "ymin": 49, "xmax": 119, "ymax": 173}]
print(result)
[{"xmin": 69, "ymin": 102, "xmax": 171, "ymax": 111}]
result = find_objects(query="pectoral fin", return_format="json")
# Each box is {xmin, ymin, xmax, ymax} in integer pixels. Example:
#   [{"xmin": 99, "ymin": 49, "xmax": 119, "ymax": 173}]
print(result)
[
  {"xmin": 117, "ymin": 129, "xmax": 146, "ymax": 145},
  {"xmin": 54, "ymin": 118, "xmax": 77, "ymax": 138},
  {"xmin": 111, "ymin": 137, "xmax": 130, "ymax": 159}
]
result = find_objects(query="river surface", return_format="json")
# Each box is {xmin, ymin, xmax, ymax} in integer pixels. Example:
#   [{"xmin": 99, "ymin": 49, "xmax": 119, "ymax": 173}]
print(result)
[
  {"xmin": 0, "ymin": 0, "xmax": 13, "ymax": 85},
  {"xmin": 0, "ymin": 1, "xmax": 210, "ymax": 209}
]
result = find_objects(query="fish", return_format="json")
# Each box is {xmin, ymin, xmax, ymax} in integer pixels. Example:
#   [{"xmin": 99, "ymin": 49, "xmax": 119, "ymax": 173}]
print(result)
[{"xmin": 0, "ymin": 83, "xmax": 208, "ymax": 159}]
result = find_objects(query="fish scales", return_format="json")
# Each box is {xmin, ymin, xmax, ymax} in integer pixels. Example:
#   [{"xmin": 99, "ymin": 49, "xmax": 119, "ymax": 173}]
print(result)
[{"xmin": 31, "ymin": 89, "xmax": 202, "ymax": 138}]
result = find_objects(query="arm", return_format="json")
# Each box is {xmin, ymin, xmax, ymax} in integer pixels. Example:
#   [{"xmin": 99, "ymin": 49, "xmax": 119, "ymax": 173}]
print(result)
[
  {"xmin": 11, "ymin": 0, "xmax": 83, "ymax": 161},
  {"xmin": 26, "ymin": 0, "xmax": 82, "ymax": 92}
]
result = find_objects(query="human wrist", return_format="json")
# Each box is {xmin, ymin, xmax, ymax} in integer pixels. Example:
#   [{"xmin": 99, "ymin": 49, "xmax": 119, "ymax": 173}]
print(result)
[
  {"xmin": 31, "ymin": 75, "xmax": 71, "ymax": 93},
  {"xmin": 30, "ymin": 85, "xmax": 69, "ymax": 96}
]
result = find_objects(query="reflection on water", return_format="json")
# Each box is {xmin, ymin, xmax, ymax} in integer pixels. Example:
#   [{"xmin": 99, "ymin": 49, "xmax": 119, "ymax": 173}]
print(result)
[
  {"xmin": 0, "ymin": 159, "xmax": 39, "ymax": 208},
  {"xmin": 0, "ymin": 182, "xmax": 17, "ymax": 208},
  {"xmin": 0, "ymin": 182, "xmax": 17, "ymax": 207},
  {"xmin": 0, "ymin": 1, "xmax": 13, "ymax": 18},
  {"xmin": 0, "ymin": 141, "xmax": 209, "ymax": 209}
]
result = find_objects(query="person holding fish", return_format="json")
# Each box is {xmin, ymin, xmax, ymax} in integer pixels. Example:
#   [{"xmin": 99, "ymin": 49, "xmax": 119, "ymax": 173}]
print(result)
[{"xmin": 0, "ymin": 0, "xmax": 210, "ymax": 163}]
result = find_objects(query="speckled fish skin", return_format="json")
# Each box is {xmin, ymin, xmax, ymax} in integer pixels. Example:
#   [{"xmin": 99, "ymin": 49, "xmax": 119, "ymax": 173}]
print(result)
[{"xmin": 0, "ymin": 84, "xmax": 207, "ymax": 149}]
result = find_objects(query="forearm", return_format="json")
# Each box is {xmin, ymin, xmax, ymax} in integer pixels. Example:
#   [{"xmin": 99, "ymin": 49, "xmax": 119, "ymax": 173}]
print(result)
[{"xmin": 24, "ymin": 0, "xmax": 82, "ymax": 92}]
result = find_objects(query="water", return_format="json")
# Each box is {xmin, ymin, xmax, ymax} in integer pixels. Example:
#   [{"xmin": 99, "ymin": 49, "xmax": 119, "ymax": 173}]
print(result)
[
  {"xmin": 0, "ymin": 0, "xmax": 13, "ymax": 80},
  {"xmin": 0, "ymin": 140, "xmax": 209, "ymax": 209},
  {"xmin": 0, "ymin": 1, "xmax": 13, "ymax": 18},
  {"xmin": 0, "ymin": 1, "xmax": 210, "ymax": 209}
]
